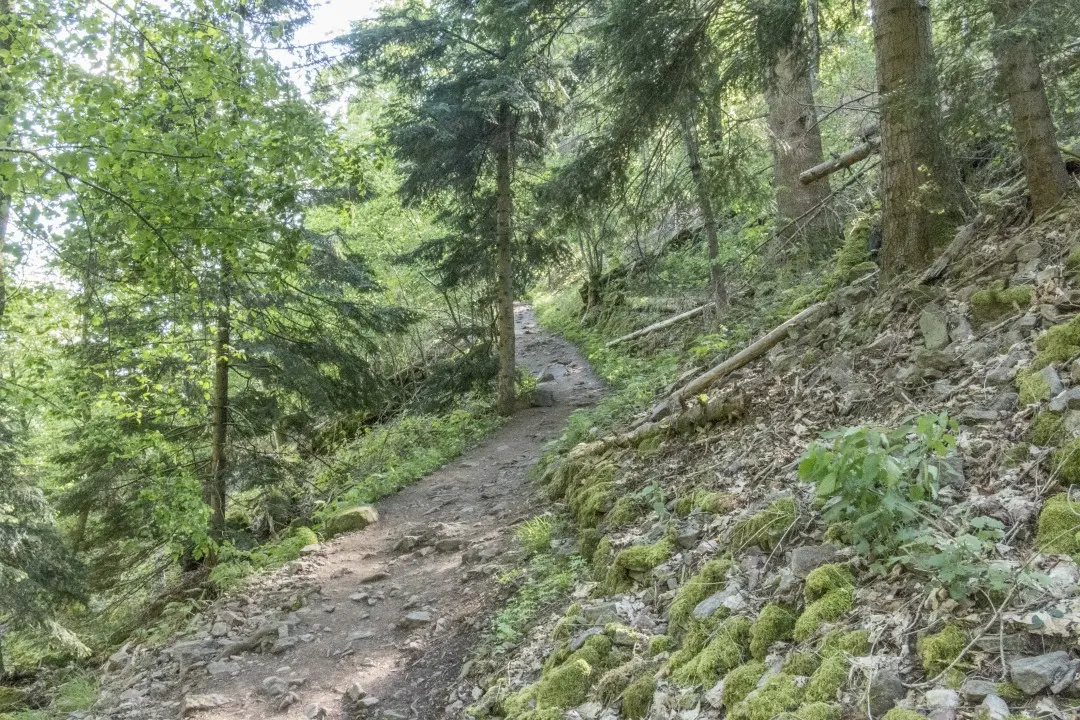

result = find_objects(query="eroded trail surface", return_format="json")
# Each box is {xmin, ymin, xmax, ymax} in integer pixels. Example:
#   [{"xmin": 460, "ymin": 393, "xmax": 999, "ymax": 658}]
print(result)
[{"xmin": 96, "ymin": 304, "xmax": 603, "ymax": 720}]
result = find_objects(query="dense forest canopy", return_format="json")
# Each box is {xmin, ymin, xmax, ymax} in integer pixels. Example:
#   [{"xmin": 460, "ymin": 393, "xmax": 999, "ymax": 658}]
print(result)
[{"xmin": 1, "ymin": 0, "xmax": 1078, "ymax": 688}]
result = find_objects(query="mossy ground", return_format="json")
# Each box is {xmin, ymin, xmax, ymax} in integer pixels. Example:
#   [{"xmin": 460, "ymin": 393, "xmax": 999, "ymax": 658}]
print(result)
[
  {"xmin": 969, "ymin": 282, "xmax": 1032, "ymax": 327},
  {"xmin": 599, "ymin": 538, "xmax": 674, "ymax": 594},
  {"xmin": 804, "ymin": 655, "xmax": 849, "ymax": 702},
  {"xmin": 794, "ymin": 588, "xmax": 855, "ymax": 642},
  {"xmin": 732, "ymin": 673, "xmax": 803, "ymax": 720},
  {"xmin": 804, "ymin": 564, "xmax": 855, "ymax": 602},
  {"xmin": 917, "ymin": 623, "xmax": 968, "ymax": 675},
  {"xmin": 667, "ymin": 558, "xmax": 732, "ymax": 636},
  {"xmin": 1051, "ymin": 439, "xmax": 1080, "ymax": 485},
  {"xmin": 1032, "ymin": 315, "xmax": 1080, "ymax": 370},
  {"xmin": 721, "ymin": 661, "xmax": 767, "ymax": 708},
  {"xmin": 620, "ymin": 674, "xmax": 656, "ymax": 719},
  {"xmin": 672, "ymin": 616, "xmax": 752, "ymax": 687}
]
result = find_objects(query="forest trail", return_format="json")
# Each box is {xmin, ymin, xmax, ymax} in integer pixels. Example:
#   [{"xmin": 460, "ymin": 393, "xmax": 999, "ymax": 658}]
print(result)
[{"xmin": 128, "ymin": 303, "xmax": 604, "ymax": 720}]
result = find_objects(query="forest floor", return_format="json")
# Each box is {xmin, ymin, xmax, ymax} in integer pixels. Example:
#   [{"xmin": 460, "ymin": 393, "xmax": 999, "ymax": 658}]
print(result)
[{"xmin": 95, "ymin": 303, "xmax": 604, "ymax": 720}]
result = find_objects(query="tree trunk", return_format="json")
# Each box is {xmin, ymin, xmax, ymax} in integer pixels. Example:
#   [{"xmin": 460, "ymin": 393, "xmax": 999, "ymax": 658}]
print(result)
[
  {"xmin": 0, "ymin": 0, "xmax": 12, "ymax": 322},
  {"xmin": 871, "ymin": 0, "xmax": 969, "ymax": 278},
  {"xmin": 0, "ymin": 195, "xmax": 8, "ymax": 321},
  {"xmin": 494, "ymin": 103, "xmax": 516, "ymax": 417},
  {"xmin": 990, "ymin": 0, "xmax": 1071, "ymax": 217},
  {"xmin": 207, "ymin": 260, "xmax": 230, "ymax": 541},
  {"xmin": 679, "ymin": 111, "xmax": 726, "ymax": 310}
]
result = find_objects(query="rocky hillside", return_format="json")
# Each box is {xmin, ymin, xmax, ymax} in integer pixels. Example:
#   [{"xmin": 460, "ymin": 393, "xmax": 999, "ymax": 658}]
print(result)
[{"xmin": 456, "ymin": 204, "xmax": 1080, "ymax": 720}]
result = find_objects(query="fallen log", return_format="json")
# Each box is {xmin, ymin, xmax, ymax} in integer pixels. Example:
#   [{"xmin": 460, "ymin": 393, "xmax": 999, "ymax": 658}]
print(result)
[
  {"xmin": 673, "ymin": 300, "xmax": 831, "ymax": 402},
  {"xmin": 799, "ymin": 139, "xmax": 879, "ymax": 186},
  {"xmin": 605, "ymin": 303, "xmax": 711, "ymax": 348}
]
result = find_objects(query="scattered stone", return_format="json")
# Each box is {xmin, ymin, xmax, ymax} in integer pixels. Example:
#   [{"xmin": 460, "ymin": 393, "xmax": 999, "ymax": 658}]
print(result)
[
  {"xmin": 979, "ymin": 695, "xmax": 1010, "ymax": 720},
  {"xmin": 926, "ymin": 688, "xmax": 960, "ymax": 709},
  {"xmin": 1008, "ymin": 651, "xmax": 1077, "ymax": 695},
  {"xmin": 277, "ymin": 692, "xmax": 300, "ymax": 711},
  {"xmin": 1016, "ymin": 240, "xmax": 1042, "ymax": 263},
  {"xmin": 920, "ymin": 304, "xmax": 950, "ymax": 350},
  {"xmin": 401, "ymin": 611, "xmax": 433, "ymax": 628},
  {"xmin": 1050, "ymin": 388, "xmax": 1080, "ymax": 412},
  {"xmin": 209, "ymin": 621, "xmax": 229, "ymax": 638},
  {"xmin": 262, "ymin": 676, "xmax": 289, "ymax": 697},
  {"xmin": 345, "ymin": 683, "xmax": 367, "ymax": 702},
  {"xmin": 675, "ymin": 522, "xmax": 701, "ymax": 549},
  {"xmin": 960, "ymin": 679, "xmax": 997, "ymax": 702},
  {"xmin": 572, "ymin": 701, "xmax": 602, "ymax": 720},
  {"xmin": 347, "ymin": 629, "xmax": 375, "ymax": 643},
  {"xmin": 789, "ymin": 545, "xmax": 841, "ymax": 578},
  {"xmin": 435, "ymin": 538, "xmax": 465, "ymax": 552},
  {"xmin": 704, "ymin": 679, "xmax": 725, "ymax": 709},
  {"xmin": 960, "ymin": 408, "xmax": 999, "ymax": 423},
  {"xmin": 205, "ymin": 660, "xmax": 238, "ymax": 676},
  {"xmin": 305, "ymin": 703, "xmax": 328, "ymax": 719},
  {"xmin": 986, "ymin": 365, "xmax": 1016, "ymax": 385},
  {"xmin": 182, "ymin": 694, "xmax": 231, "ymax": 715},
  {"xmin": 394, "ymin": 536, "xmax": 419, "ymax": 553},
  {"xmin": 693, "ymin": 584, "xmax": 746, "ymax": 619},
  {"xmin": 866, "ymin": 670, "xmax": 906, "ymax": 718}
]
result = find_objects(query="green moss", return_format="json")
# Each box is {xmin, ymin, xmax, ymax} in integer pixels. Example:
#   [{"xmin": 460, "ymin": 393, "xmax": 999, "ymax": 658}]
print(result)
[
  {"xmin": 804, "ymin": 564, "xmax": 855, "ymax": 602},
  {"xmin": 819, "ymin": 629, "xmax": 869, "ymax": 658},
  {"xmin": 881, "ymin": 710, "xmax": 926, "ymax": 720},
  {"xmin": 666, "ymin": 622, "xmax": 711, "ymax": 672},
  {"xmin": 595, "ymin": 658, "xmax": 647, "ymax": 705},
  {"xmin": 1003, "ymin": 442, "xmax": 1032, "ymax": 468},
  {"xmin": 553, "ymin": 614, "xmax": 581, "ymax": 640},
  {"xmin": 1028, "ymin": 410, "xmax": 1066, "ymax": 446},
  {"xmin": 1032, "ymin": 315, "xmax": 1080, "ymax": 370},
  {"xmin": 577, "ymin": 529, "xmax": 602, "ymax": 562},
  {"xmin": 568, "ymin": 476, "xmax": 614, "ymax": 529},
  {"xmin": 621, "ymin": 674, "xmax": 656, "ymax": 719},
  {"xmin": 694, "ymin": 491, "xmax": 736, "ymax": 515},
  {"xmin": 648, "ymin": 635, "xmax": 672, "ymax": 656},
  {"xmin": 780, "ymin": 702, "xmax": 841, "ymax": 720},
  {"xmin": 1016, "ymin": 368, "xmax": 1053, "ymax": 405},
  {"xmin": 822, "ymin": 522, "xmax": 851, "ymax": 545},
  {"xmin": 672, "ymin": 616, "xmax": 752, "ymax": 687},
  {"xmin": 995, "ymin": 681, "xmax": 1026, "ymax": 701},
  {"xmin": 749, "ymin": 603, "xmax": 797, "ymax": 660},
  {"xmin": 804, "ymin": 655, "xmax": 849, "ymax": 703},
  {"xmin": 917, "ymin": 623, "xmax": 968, "ymax": 675},
  {"xmin": 970, "ymin": 282, "xmax": 1032, "ymax": 327},
  {"xmin": 731, "ymin": 498, "xmax": 797, "ymax": 551},
  {"xmin": 1036, "ymin": 493, "xmax": 1080, "ymax": 555},
  {"xmin": 592, "ymin": 536, "xmax": 613, "ymax": 580},
  {"xmin": 600, "ymin": 538, "xmax": 674, "ymax": 594},
  {"xmin": 829, "ymin": 215, "xmax": 874, "ymax": 288},
  {"xmin": 674, "ymin": 496, "xmax": 694, "ymax": 518},
  {"xmin": 739, "ymin": 673, "xmax": 804, "ymax": 720},
  {"xmin": 782, "ymin": 652, "xmax": 821, "ymax": 676},
  {"xmin": 668, "ymin": 558, "xmax": 733, "ymax": 636},
  {"xmin": 608, "ymin": 496, "xmax": 647, "ymax": 527},
  {"xmin": 0, "ymin": 687, "xmax": 27, "ymax": 712},
  {"xmin": 794, "ymin": 589, "xmax": 855, "ymax": 642},
  {"xmin": 721, "ymin": 661, "xmax": 767, "ymax": 708},
  {"xmin": 1051, "ymin": 438, "xmax": 1080, "ymax": 485},
  {"xmin": 533, "ymin": 658, "xmax": 593, "ymax": 709}
]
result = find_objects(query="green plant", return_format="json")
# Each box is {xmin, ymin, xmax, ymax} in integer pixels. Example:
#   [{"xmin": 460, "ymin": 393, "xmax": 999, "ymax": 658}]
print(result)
[
  {"xmin": 901, "ymin": 517, "xmax": 1019, "ymax": 601},
  {"xmin": 516, "ymin": 515, "xmax": 555, "ymax": 555},
  {"xmin": 798, "ymin": 412, "xmax": 955, "ymax": 561},
  {"xmin": 490, "ymin": 555, "xmax": 587, "ymax": 646}
]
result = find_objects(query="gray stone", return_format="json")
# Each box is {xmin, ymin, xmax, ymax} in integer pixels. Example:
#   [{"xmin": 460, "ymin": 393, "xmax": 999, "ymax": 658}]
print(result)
[
  {"xmin": 569, "ymin": 627, "xmax": 604, "ymax": 651},
  {"xmin": 261, "ymin": 676, "xmax": 289, "ymax": 697},
  {"xmin": 920, "ymin": 304, "xmax": 950, "ymax": 350},
  {"xmin": 277, "ymin": 692, "xmax": 300, "ymax": 711},
  {"xmin": 789, "ymin": 545, "xmax": 841, "ymax": 578},
  {"xmin": 181, "ymin": 694, "xmax": 231, "ymax": 715},
  {"xmin": 580, "ymin": 602, "xmax": 620, "ymax": 624},
  {"xmin": 572, "ymin": 702, "xmax": 602, "ymax": 720},
  {"xmin": 401, "ymin": 611, "xmax": 433, "ymax": 628},
  {"xmin": 271, "ymin": 637, "xmax": 297, "ymax": 654},
  {"xmin": 205, "ymin": 661, "xmax": 238, "ymax": 677},
  {"xmin": 704, "ymin": 679, "xmax": 725, "ymax": 709},
  {"xmin": 346, "ymin": 629, "xmax": 375, "ymax": 642},
  {"xmin": 209, "ymin": 621, "xmax": 229, "ymax": 638},
  {"xmin": 1008, "ymin": 651, "xmax": 1076, "ymax": 695},
  {"xmin": 1016, "ymin": 240, "xmax": 1043, "ymax": 263},
  {"xmin": 950, "ymin": 315, "xmax": 974, "ymax": 343},
  {"xmin": 531, "ymin": 385, "xmax": 556, "ymax": 407},
  {"xmin": 1047, "ymin": 558, "xmax": 1080, "ymax": 598},
  {"xmin": 435, "ymin": 538, "xmax": 465, "ymax": 552},
  {"xmin": 1042, "ymin": 365, "xmax": 1065, "ymax": 399},
  {"xmin": 991, "ymin": 392, "xmax": 1019, "ymax": 412},
  {"xmin": 1050, "ymin": 388, "xmax": 1080, "ymax": 412},
  {"xmin": 324, "ymin": 505, "xmax": 379, "ymax": 538},
  {"xmin": 932, "ymin": 379, "xmax": 954, "ymax": 398},
  {"xmin": 986, "ymin": 365, "xmax": 1017, "ymax": 386},
  {"xmin": 925, "ymin": 688, "xmax": 960, "ymax": 708},
  {"xmin": 979, "ymin": 695, "xmax": 1010, "ymax": 720},
  {"xmin": 931, "ymin": 454, "xmax": 965, "ymax": 488},
  {"xmin": 394, "ymin": 536, "xmax": 419, "ymax": 553},
  {"xmin": 610, "ymin": 627, "xmax": 638, "ymax": 647},
  {"xmin": 960, "ymin": 408, "xmax": 999, "ymax": 423},
  {"xmin": 960, "ymin": 679, "xmax": 997, "ymax": 702},
  {"xmin": 299, "ymin": 544, "xmax": 320, "ymax": 556},
  {"xmin": 865, "ymin": 670, "xmax": 906, "ymax": 718},
  {"xmin": 305, "ymin": 704, "xmax": 328, "ymax": 719},
  {"xmin": 693, "ymin": 585, "xmax": 746, "ymax": 620},
  {"xmin": 675, "ymin": 522, "xmax": 701, "ymax": 549},
  {"xmin": 345, "ymin": 683, "xmax": 367, "ymax": 702},
  {"xmin": 358, "ymin": 697, "xmax": 380, "ymax": 708}
]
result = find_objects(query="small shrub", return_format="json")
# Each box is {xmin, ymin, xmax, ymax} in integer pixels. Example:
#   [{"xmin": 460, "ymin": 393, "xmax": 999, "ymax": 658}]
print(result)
[{"xmin": 516, "ymin": 515, "xmax": 555, "ymax": 555}]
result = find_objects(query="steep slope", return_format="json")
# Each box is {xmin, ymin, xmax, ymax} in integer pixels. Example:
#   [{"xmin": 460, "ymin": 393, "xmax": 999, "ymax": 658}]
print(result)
[{"xmin": 458, "ymin": 205, "xmax": 1080, "ymax": 720}]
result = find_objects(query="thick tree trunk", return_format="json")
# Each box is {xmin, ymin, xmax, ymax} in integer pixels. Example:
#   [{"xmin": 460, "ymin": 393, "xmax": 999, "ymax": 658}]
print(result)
[
  {"xmin": 0, "ymin": 0, "xmax": 12, "ymax": 322},
  {"xmin": 494, "ymin": 103, "xmax": 516, "ymax": 417},
  {"xmin": 765, "ymin": 4, "xmax": 836, "ymax": 256},
  {"xmin": 0, "ymin": 195, "xmax": 8, "ymax": 321},
  {"xmin": 871, "ymin": 0, "xmax": 968, "ymax": 278},
  {"xmin": 679, "ymin": 111, "xmax": 726, "ymax": 310},
  {"xmin": 207, "ymin": 261, "xmax": 230, "ymax": 541},
  {"xmin": 990, "ymin": 0, "xmax": 1071, "ymax": 217}
]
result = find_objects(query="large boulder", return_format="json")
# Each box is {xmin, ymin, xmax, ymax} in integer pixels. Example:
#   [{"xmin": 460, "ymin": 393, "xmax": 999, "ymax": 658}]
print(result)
[{"xmin": 324, "ymin": 506, "xmax": 379, "ymax": 538}]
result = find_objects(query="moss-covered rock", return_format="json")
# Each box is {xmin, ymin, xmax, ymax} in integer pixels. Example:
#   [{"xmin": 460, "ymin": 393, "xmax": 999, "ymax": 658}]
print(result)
[
  {"xmin": 1017, "ymin": 367, "xmax": 1054, "ymax": 405},
  {"xmin": 592, "ymin": 536, "xmax": 614, "ymax": 580},
  {"xmin": 731, "ymin": 498, "xmax": 797, "ymax": 551},
  {"xmin": 1028, "ymin": 410, "xmax": 1067, "ymax": 446},
  {"xmin": 994, "ymin": 681, "xmax": 1026, "ymax": 701},
  {"xmin": 600, "ymin": 538, "xmax": 674, "ymax": 594},
  {"xmin": 595, "ymin": 658, "xmax": 648, "ymax": 705},
  {"xmin": 0, "ymin": 687, "xmax": 27, "ymax": 713},
  {"xmin": 779, "ymin": 702, "xmax": 841, "ymax": 720},
  {"xmin": 804, "ymin": 655, "xmax": 849, "ymax": 703},
  {"xmin": 749, "ymin": 603, "xmax": 797, "ymax": 660},
  {"xmin": 621, "ymin": 674, "xmax": 656, "ymax": 719},
  {"xmin": 568, "ymin": 472, "xmax": 615, "ymax": 528},
  {"xmin": 917, "ymin": 623, "xmax": 968, "ymax": 675},
  {"xmin": 324, "ymin": 505, "xmax": 379, "ymax": 538},
  {"xmin": 1036, "ymin": 493, "xmax": 1080, "ymax": 555},
  {"xmin": 695, "ymin": 491, "xmax": 736, "ymax": 515},
  {"xmin": 881, "ymin": 710, "xmax": 925, "ymax": 720},
  {"xmin": 533, "ymin": 658, "xmax": 593, "ymax": 709},
  {"xmin": 794, "ymin": 589, "xmax": 855, "ymax": 642},
  {"xmin": 607, "ymin": 496, "xmax": 647, "ymax": 527},
  {"xmin": 667, "ymin": 557, "xmax": 733, "ymax": 636},
  {"xmin": 1051, "ymin": 438, "xmax": 1080, "ymax": 485},
  {"xmin": 782, "ymin": 651, "xmax": 821, "ymax": 676},
  {"xmin": 819, "ymin": 629, "xmax": 869, "ymax": 657},
  {"xmin": 721, "ymin": 661, "xmax": 767, "ymax": 708},
  {"xmin": 804, "ymin": 564, "xmax": 855, "ymax": 602},
  {"xmin": 577, "ymin": 528, "xmax": 602, "ymax": 562},
  {"xmin": 738, "ymin": 673, "xmax": 804, "ymax": 720},
  {"xmin": 969, "ymin": 282, "xmax": 1032, "ymax": 327},
  {"xmin": 1002, "ymin": 442, "xmax": 1032, "ymax": 468},
  {"xmin": 672, "ymin": 616, "xmax": 752, "ymax": 687},
  {"xmin": 511, "ymin": 634, "xmax": 614, "ymax": 714},
  {"xmin": 1031, "ymin": 315, "xmax": 1080, "ymax": 370},
  {"xmin": 648, "ymin": 635, "xmax": 672, "ymax": 656}
]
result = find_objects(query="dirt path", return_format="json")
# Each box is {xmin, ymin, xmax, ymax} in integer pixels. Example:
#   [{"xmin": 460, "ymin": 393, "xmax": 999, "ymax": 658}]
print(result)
[{"xmin": 109, "ymin": 304, "xmax": 602, "ymax": 720}]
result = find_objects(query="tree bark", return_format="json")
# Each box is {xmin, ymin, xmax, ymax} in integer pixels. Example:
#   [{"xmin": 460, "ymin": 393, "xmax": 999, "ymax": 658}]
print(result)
[
  {"xmin": 0, "ymin": 0, "xmax": 12, "ymax": 323},
  {"xmin": 678, "ymin": 111, "xmax": 726, "ymax": 309},
  {"xmin": 0, "ymin": 195, "xmax": 8, "ymax": 321},
  {"xmin": 494, "ymin": 102, "xmax": 516, "ymax": 417},
  {"xmin": 990, "ymin": 0, "xmax": 1071, "ymax": 217},
  {"xmin": 207, "ymin": 259, "xmax": 230, "ymax": 541},
  {"xmin": 871, "ymin": 0, "xmax": 968, "ymax": 278},
  {"xmin": 764, "ymin": 1, "xmax": 836, "ymax": 256}
]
